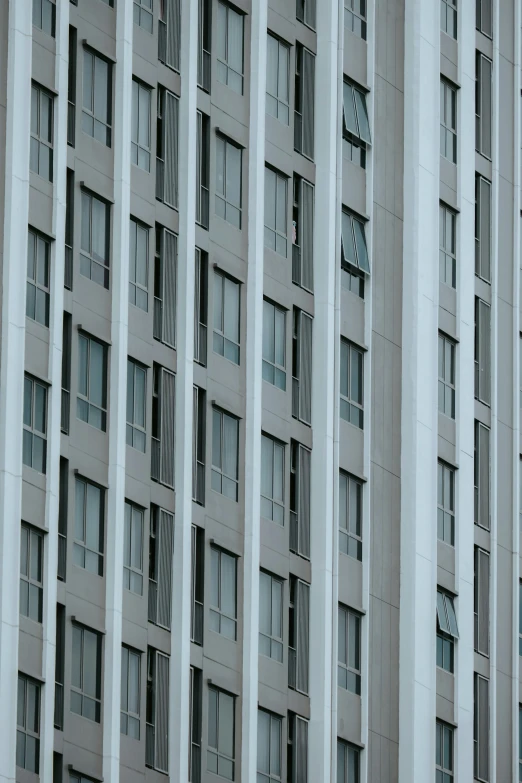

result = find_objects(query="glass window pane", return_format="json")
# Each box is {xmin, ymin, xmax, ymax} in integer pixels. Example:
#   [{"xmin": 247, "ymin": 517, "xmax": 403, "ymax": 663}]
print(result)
[
  {"xmin": 24, "ymin": 377, "xmax": 32, "ymax": 427},
  {"xmin": 220, "ymin": 553, "xmax": 236, "ymax": 617},
  {"xmin": 94, "ymin": 57, "xmax": 109, "ymax": 124},
  {"xmin": 208, "ymin": 688, "xmax": 218, "ymax": 748},
  {"xmin": 71, "ymin": 626, "xmax": 82, "ymax": 688},
  {"xmin": 264, "ymin": 169, "xmax": 276, "ymax": 231},
  {"xmin": 82, "ymin": 629, "xmax": 98, "ymax": 697},
  {"xmin": 222, "ymin": 415, "xmax": 237, "ymax": 478},
  {"xmin": 223, "ymin": 279, "xmax": 239, "ymax": 343},
  {"xmin": 219, "ymin": 692, "xmax": 234, "ymax": 757},
  {"xmin": 83, "ymin": 52, "xmax": 93, "ymax": 112},
  {"xmin": 259, "ymin": 572, "xmax": 271, "ymax": 636},
  {"xmin": 34, "ymin": 384, "xmax": 46, "ymax": 434},
  {"xmin": 226, "ymin": 144, "xmax": 241, "ymax": 207},
  {"xmin": 263, "ymin": 301, "xmax": 274, "ymax": 363},
  {"xmin": 227, "ymin": 8, "xmax": 243, "ymax": 73},
  {"xmin": 278, "ymin": 44, "xmax": 289, "ymax": 104},
  {"xmin": 257, "ymin": 710, "xmax": 270, "ymax": 773},
  {"xmin": 89, "ymin": 340, "xmax": 105, "ymax": 407},
  {"xmin": 86, "ymin": 483, "xmax": 102, "ymax": 552},
  {"xmin": 261, "ymin": 436, "xmax": 273, "ymax": 499},
  {"xmin": 266, "ymin": 36, "xmax": 278, "ymax": 96},
  {"xmin": 216, "ymin": 137, "xmax": 225, "ymax": 196},
  {"xmin": 212, "ymin": 410, "xmax": 222, "ymax": 469}
]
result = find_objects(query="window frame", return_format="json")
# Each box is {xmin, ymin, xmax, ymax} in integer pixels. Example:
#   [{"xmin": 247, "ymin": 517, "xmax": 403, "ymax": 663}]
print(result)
[
  {"xmin": 216, "ymin": 0, "xmax": 244, "ymax": 95},
  {"xmin": 215, "ymin": 134, "xmax": 242, "ymax": 229},
  {"xmin": 257, "ymin": 709, "xmax": 282, "ymax": 783},
  {"xmin": 436, "ymin": 721, "xmax": 454, "ymax": 782},
  {"xmin": 341, "ymin": 210, "xmax": 370, "ymax": 279},
  {"xmin": 71, "ymin": 623, "xmax": 102, "ymax": 723},
  {"xmin": 340, "ymin": 339, "xmax": 364, "ymax": 429},
  {"xmin": 23, "ymin": 375, "xmax": 47, "ymax": 474},
  {"xmin": 30, "ymin": 83, "xmax": 54, "ymax": 182},
  {"xmin": 344, "ymin": 0, "xmax": 367, "ymax": 41},
  {"xmin": 208, "ymin": 686, "xmax": 236, "ymax": 780},
  {"xmin": 342, "ymin": 81, "xmax": 371, "ymax": 168},
  {"xmin": 436, "ymin": 590, "xmax": 459, "ymax": 673},
  {"xmin": 437, "ymin": 461, "xmax": 455, "ymax": 546},
  {"xmin": 438, "ymin": 333, "xmax": 456, "ymax": 419},
  {"xmin": 33, "ymin": 0, "xmax": 56, "ymax": 36},
  {"xmin": 209, "ymin": 546, "xmax": 238, "ymax": 641},
  {"xmin": 440, "ymin": 0, "xmax": 457, "ymax": 39},
  {"xmin": 339, "ymin": 471, "xmax": 363, "ymax": 561},
  {"xmin": 16, "ymin": 674, "xmax": 40, "ymax": 773},
  {"xmin": 259, "ymin": 571, "xmax": 284, "ymax": 663},
  {"xmin": 19, "ymin": 523, "xmax": 43, "ymax": 624},
  {"xmin": 127, "ymin": 358, "xmax": 147, "ymax": 452},
  {"xmin": 261, "ymin": 434, "xmax": 285, "ymax": 526},
  {"xmin": 133, "ymin": 0, "xmax": 153, "ymax": 32},
  {"xmin": 73, "ymin": 475, "xmax": 105, "ymax": 577},
  {"xmin": 439, "ymin": 203, "xmax": 457, "ymax": 289},
  {"xmin": 131, "ymin": 79, "xmax": 152, "ymax": 171},
  {"xmin": 264, "ymin": 167, "xmax": 288, "ymax": 257},
  {"xmin": 26, "ymin": 228, "xmax": 50, "ymax": 327},
  {"xmin": 337, "ymin": 738, "xmax": 361, "ymax": 783},
  {"xmin": 129, "ymin": 217, "xmax": 149, "ymax": 312},
  {"xmin": 213, "ymin": 271, "xmax": 241, "ymax": 365},
  {"xmin": 77, "ymin": 332, "xmax": 108, "ymax": 431},
  {"xmin": 475, "ymin": 52, "xmax": 492, "ymax": 160},
  {"xmin": 211, "ymin": 407, "xmax": 239, "ymax": 501},
  {"xmin": 124, "ymin": 500, "xmax": 144, "ymax": 596},
  {"xmin": 337, "ymin": 604, "xmax": 361, "ymax": 695},
  {"xmin": 80, "ymin": 189, "xmax": 111, "ymax": 288},
  {"xmin": 266, "ymin": 33, "xmax": 290, "ymax": 125},
  {"xmin": 440, "ymin": 79, "xmax": 457, "ymax": 164},
  {"xmin": 121, "ymin": 645, "xmax": 141, "ymax": 739},
  {"xmin": 82, "ymin": 47, "xmax": 112, "ymax": 147},
  {"xmin": 476, "ymin": 0, "xmax": 492, "ymax": 39},
  {"xmin": 262, "ymin": 299, "xmax": 286, "ymax": 391}
]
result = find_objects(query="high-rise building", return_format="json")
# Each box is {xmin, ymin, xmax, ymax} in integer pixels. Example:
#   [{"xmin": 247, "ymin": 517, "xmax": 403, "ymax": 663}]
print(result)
[{"xmin": 0, "ymin": 0, "xmax": 519, "ymax": 781}]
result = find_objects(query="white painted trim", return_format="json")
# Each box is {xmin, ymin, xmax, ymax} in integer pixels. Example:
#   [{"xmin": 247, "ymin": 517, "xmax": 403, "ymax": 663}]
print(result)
[
  {"xmin": 102, "ymin": 3, "xmax": 133, "ymax": 780},
  {"xmin": 0, "ymin": 3, "xmax": 32, "ymax": 780}
]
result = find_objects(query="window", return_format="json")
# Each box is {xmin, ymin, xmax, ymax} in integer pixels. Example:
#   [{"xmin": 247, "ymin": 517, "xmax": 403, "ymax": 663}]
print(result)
[
  {"xmin": 192, "ymin": 386, "xmax": 206, "ymax": 505},
  {"xmin": 476, "ymin": 53, "xmax": 492, "ymax": 159},
  {"xmin": 196, "ymin": 111, "xmax": 210, "ymax": 228},
  {"xmin": 475, "ymin": 175, "xmax": 491, "ymax": 282},
  {"xmin": 294, "ymin": 44, "xmax": 315, "ymax": 160},
  {"xmin": 519, "ymin": 582, "xmax": 522, "ymax": 656},
  {"xmin": 441, "ymin": 0, "xmax": 457, "ymax": 38},
  {"xmin": 216, "ymin": 1, "xmax": 244, "ymax": 95},
  {"xmin": 210, "ymin": 546, "xmax": 237, "ymax": 640},
  {"xmin": 77, "ymin": 333, "xmax": 108, "ymax": 431},
  {"xmin": 194, "ymin": 248, "xmax": 208, "ymax": 365},
  {"xmin": 439, "ymin": 204, "xmax": 456, "ymax": 288},
  {"xmin": 474, "ymin": 546, "xmax": 490, "ymax": 656},
  {"xmin": 33, "ymin": 0, "xmax": 55, "ymax": 35},
  {"xmin": 151, "ymin": 365, "xmax": 176, "ymax": 488},
  {"xmin": 148, "ymin": 506, "xmax": 174, "ymax": 629},
  {"xmin": 23, "ymin": 375, "xmax": 47, "ymax": 474},
  {"xmin": 16, "ymin": 675, "xmax": 40, "ymax": 773},
  {"xmin": 71, "ymin": 624, "xmax": 102, "ymax": 722},
  {"xmin": 265, "ymin": 168, "xmax": 288, "ymax": 256},
  {"xmin": 339, "ymin": 472, "xmax": 362, "ymax": 561},
  {"xmin": 216, "ymin": 135, "xmax": 242, "ymax": 228},
  {"xmin": 20, "ymin": 524, "xmax": 43, "ymax": 623},
  {"xmin": 290, "ymin": 441, "xmax": 311, "ymax": 559},
  {"xmin": 438, "ymin": 334, "xmax": 456, "ymax": 419},
  {"xmin": 436, "ymin": 722, "xmax": 454, "ymax": 782},
  {"xmin": 436, "ymin": 590, "xmax": 459, "ymax": 673},
  {"xmin": 259, "ymin": 571, "xmax": 283, "ymax": 662},
  {"xmin": 213, "ymin": 271, "xmax": 240, "ymax": 364},
  {"xmin": 154, "ymin": 226, "xmax": 178, "ymax": 347},
  {"xmin": 121, "ymin": 646, "xmax": 141, "ymax": 739},
  {"xmin": 82, "ymin": 49, "xmax": 112, "ymax": 146},
  {"xmin": 474, "ymin": 674, "xmax": 489, "ymax": 781},
  {"xmin": 127, "ymin": 359, "xmax": 147, "ymax": 452},
  {"xmin": 158, "ymin": 0, "xmax": 181, "ymax": 71},
  {"xmin": 474, "ymin": 422, "xmax": 490, "ymax": 530},
  {"xmin": 30, "ymin": 84, "xmax": 53, "ymax": 181},
  {"xmin": 58, "ymin": 458, "xmax": 69, "ymax": 582},
  {"xmin": 340, "ymin": 340, "xmax": 364, "ymax": 429},
  {"xmin": 156, "ymin": 87, "xmax": 180, "ymax": 208},
  {"xmin": 475, "ymin": 298, "xmax": 491, "ymax": 405},
  {"xmin": 65, "ymin": 168, "xmax": 74, "ymax": 289},
  {"xmin": 344, "ymin": 0, "xmax": 366, "ymax": 40},
  {"xmin": 129, "ymin": 218, "xmax": 149, "ymax": 311},
  {"xmin": 131, "ymin": 80, "xmax": 151, "ymax": 171},
  {"xmin": 257, "ymin": 710, "xmax": 282, "ymax": 783},
  {"xmin": 190, "ymin": 666, "xmax": 203, "ymax": 780},
  {"xmin": 337, "ymin": 739, "xmax": 360, "ymax": 783},
  {"xmin": 208, "ymin": 687, "xmax": 235, "ymax": 780},
  {"xmin": 342, "ymin": 82, "xmax": 371, "ymax": 169},
  {"xmin": 440, "ymin": 80, "xmax": 457, "ymax": 163},
  {"xmin": 266, "ymin": 34, "xmax": 290, "ymax": 125},
  {"xmin": 261, "ymin": 435, "xmax": 284, "ymax": 525},
  {"xmin": 197, "ymin": 0, "xmax": 212, "ymax": 91},
  {"xmin": 338, "ymin": 605, "xmax": 361, "ymax": 694},
  {"xmin": 297, "ymin": 0, "xmax": 316, "ymax": 29},
  {"xmin": 61, "ymin": 313, "xmax": 72, "ymax": 435},
  {"xmin": 68, "ymin": 27, "xmax": 77, "ymax": 147},
  {"xmin": 519, "ymin": 705, "xmax": 522, "ymax": 781},
  {"xmin": 54, "ymin": 604, "xmax": 65, "ymax": 730},
  {"xmin": 341, "ymin": 211, "xmax": 370, "ymax": 298},
  {"xmin": 211, "ymin": 408, "xmax": 239, "ymax": 501},
  {"xmin": 437, "ymin": 462, "xmax": 455, "ymax": 546},
  {"xmin": 26, "ymin": 229, "xmax": 50, "ymax": 327},
  {"xmin": 262, "ymin": 300, "xmax": 286, "ymax": 391},
  {"xmin": 134, "ymin": 0, "xmax": 153, "ymax": 32},
  {"xmin": 80, "ymin": 190, "xmax": 110, "ymax": 288},
  {"xmin": 73, "ymin": 477, "xmax": 104, "ymax": 576},
  {"xmin": 292, "ymin": 175, "xmax": 314, "ymax": 292},
  {"xmin": 287, "ymin": 713, "xmax": 308, "ymax": 783},
  {"xmin": 124, "ymin": 501, "xmax": 144, "ymax": 595},
  {"xmin": 292, "ymin": 309, "xmax": 313, "ymax": 426},
  {"xmin": 476, "ymin": 0, "xmax": 492, "ymax": 38},
  {"xmin": 146, "ymin": 648, "xmax": 170, "ymax": 772},
  {"xmin": 191, "ymin": 525, "xmax": 205, "ymax": 643},
  {"xmin": 289, "ymin": 577, "xmax": 310, "ymax": 694}
]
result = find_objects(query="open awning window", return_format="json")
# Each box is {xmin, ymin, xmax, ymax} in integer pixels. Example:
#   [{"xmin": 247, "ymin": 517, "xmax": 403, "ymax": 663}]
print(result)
[
  {"xmin": 341, "ymin": 211, "xmax": 370, "ymax": 275},
  {"xmin": 436, "ymin": 590, "xmax": 459, "ymax": 638},
  {"xmin": 343, "ymin": 82, "xmax": 371, "ymax": 145}
]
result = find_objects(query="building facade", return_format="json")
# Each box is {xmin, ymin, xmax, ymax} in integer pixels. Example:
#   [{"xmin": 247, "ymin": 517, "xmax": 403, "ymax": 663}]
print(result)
[{"xmin": 0, "ymin": 0, "xmax": 519, "ymax": 781}]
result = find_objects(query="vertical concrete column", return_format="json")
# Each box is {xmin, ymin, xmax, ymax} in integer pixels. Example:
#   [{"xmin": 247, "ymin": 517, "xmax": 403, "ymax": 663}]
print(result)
[
  {"xmin": 455, "ymin": 1, "xmax": 478, "ymax": 776},
  {"xmin": 308, "ymin": 0, "xmax": 340, "ymax": 780},
  {"xmin": 40, "ymin": 0, "xmax": 69, "ymax": 779},
  {"xmin": 399, "ymin": 1, "xmax": 440, "ymax": 781},
  {"xmin": 240, "ymin": 0, "xmax": 267, "ymax": 779},
  {"xmin": 169, "ymin": 0, "xmax": 197, "ymax": 777},
  {"xmin": 102, "ymin": 3, "xmax": 133, "ymax": 781},
  {"xmin": 0, "ymin": 3, "xmax": 32, "ymax": 781}
]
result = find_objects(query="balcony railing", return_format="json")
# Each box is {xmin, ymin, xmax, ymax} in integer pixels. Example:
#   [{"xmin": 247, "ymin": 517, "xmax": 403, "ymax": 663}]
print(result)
[
  {"xmin": 146, "ymin": 722, "xmax": 155, "ymax": 769},
  {"xmin": 196, "ymin": 185, "xmax": 209, "ymax": 230},
  {"xmin": 61, "ymin": 388, "xmax": 70, "ymax": 435},
  {"xmin": 191, "ymin": 742, "xmax": 202, "ymax": 783},
  {"xmin": 151, "ymin": 437, "xmax": 160, "ymax": 482},
  {"xmin": 153, "ymin": 297, "xmax": 163, "ymax": 342},
  {"xmin": 197, "ymin": 49, "xmax": 211, "ymax": 92},
  {"xmin": 67, "ymin": 101, "xmax": 75, "ymax": 147},
  {"xmin": 288, "ymin": 646, "xmax": 296, "ymax": 690},
  {"xmin": 156, "ymin": 157, "xmax": 165, "ymax": 202},
  {"xmin": 294, "ymin": 110, "xmax": 303, "ymax": 154},
  {"xmin": 64, "ymin": 244, "xmax": 73, "ymax": 291},
  {"xmin": 289, "ymin": 510, "xmax": 298, "ymax": 555},
  {"xmin": 54, "ymin": 682, "xmax": 64, "ymax": 729},
  {"xmin": 191, "ymin": 600, "xmax": 203, "ymax": 645},
  {"xmin": 148, "ymin": 578, "xmax": 158, "ymax": 625},
  {"xmin": 292, "ymin": 243, "xmax": 301, "ymax": 287},
  {"xmin": 57, "ymin": 533, "xmax": 67, "ymax": 581}
]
